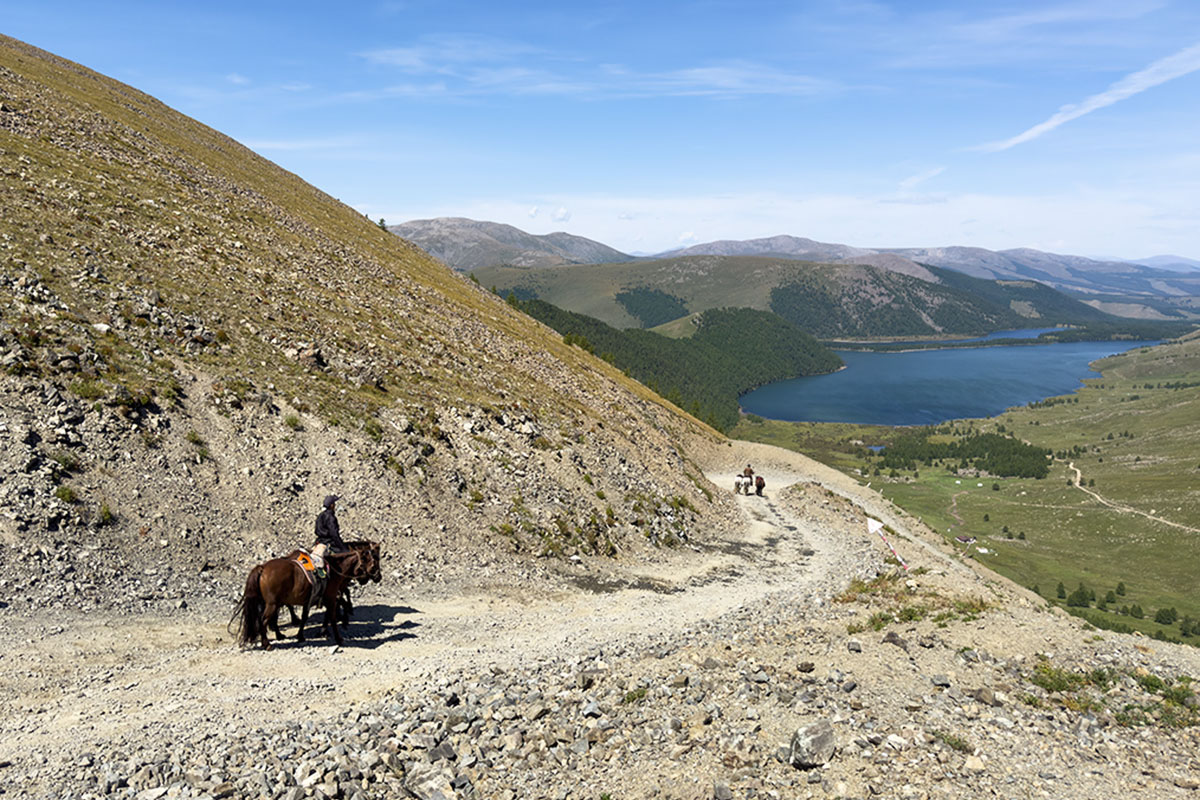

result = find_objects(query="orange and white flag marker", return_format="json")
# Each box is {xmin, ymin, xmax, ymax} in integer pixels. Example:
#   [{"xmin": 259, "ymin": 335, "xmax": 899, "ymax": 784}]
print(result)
[{"xmin": 868, "ymin": 518, "xmax": 908, "ymax": 571}]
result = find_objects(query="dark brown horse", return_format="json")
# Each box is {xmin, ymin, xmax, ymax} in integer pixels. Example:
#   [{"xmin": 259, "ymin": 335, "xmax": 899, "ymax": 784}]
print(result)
[
  {"xmin": 282, "ymin": 540, "xmax": 382, "ymax": 631},
  {"xmin": 233, "ymin": 550, "xmax": 362, "ymax": 649}
]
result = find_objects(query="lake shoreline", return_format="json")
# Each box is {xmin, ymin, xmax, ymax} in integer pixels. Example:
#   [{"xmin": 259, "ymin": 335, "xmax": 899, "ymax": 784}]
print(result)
[{"xmin": 740, "ymin": 334, "xmax": 1160, "ymax": 427}]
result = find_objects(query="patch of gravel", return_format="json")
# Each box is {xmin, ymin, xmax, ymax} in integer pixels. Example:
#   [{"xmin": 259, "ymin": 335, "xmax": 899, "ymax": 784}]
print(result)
[{"xmin": 5, "ymin": 441, "xmax": 1200, "ymax": 799}]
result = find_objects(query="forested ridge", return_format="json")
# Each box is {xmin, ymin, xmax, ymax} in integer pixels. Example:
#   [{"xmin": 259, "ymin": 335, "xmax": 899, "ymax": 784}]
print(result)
[
  {"xmin": 511, "ymin": 299, "xmax": 842, "ymax": 431},
  {"xmin": 613, "ymin": 287, "xmax": 689, "ymax": 328},
  {"xmin": 878, "ymin": 430, "xmax": 1052, "ymax": 479},
  {"xmin": 768, "ymin": 270, "xmax": 1021, "ymax": 338}
]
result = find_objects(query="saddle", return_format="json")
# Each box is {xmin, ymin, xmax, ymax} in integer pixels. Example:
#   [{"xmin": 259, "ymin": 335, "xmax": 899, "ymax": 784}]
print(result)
[{"xmin": 293, "ymin": 548, "xmax": 328, "ymax": 596}]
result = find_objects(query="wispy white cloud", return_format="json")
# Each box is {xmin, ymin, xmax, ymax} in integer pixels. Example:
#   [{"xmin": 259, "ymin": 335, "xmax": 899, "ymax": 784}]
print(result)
[
  {"xmin": 648, "ymin": 63, "xmax": 833, "ymax": 97},
  {"xmin": 226, "ymin": 73, "xmax": 250, "ymax": 85},
  {"xmin": 361, "ymin": 35, "xmax": 539, "ymax": 73},
  {"xmin": 976, "ymin": 40, "xmax": 1200, "ymax": 152},
  {"xmin": 899, "ymin": 166, "xmax": 945, "ymax": 189},
  {"xmin": 552, "ymin": 207, "xmax": 571, "ymax": 222},
  {"xmin": 951, "ymin": 1, "xmax": 1164, "ymax": 42},
  {"xmin": 357, "ymin": 36, "xmax": 832, "ymax": 99}
]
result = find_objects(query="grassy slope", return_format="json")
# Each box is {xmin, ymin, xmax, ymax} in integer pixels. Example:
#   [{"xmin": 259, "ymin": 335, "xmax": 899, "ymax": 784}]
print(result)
[
  {"xmin": 732, "ymin": 333, "xmax": 1200, "ymax": 638},
  {"xmin": 475, "ymin": 256, "xmax": 804, "ymax": 329},
  {"xmin": 0, "ymin": 34, "xmax": 708, "ymax": 440}
]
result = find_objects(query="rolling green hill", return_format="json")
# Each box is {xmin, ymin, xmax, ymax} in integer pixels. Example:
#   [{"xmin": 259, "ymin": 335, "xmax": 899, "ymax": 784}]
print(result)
[{"xmin": 477, "ymin": 255, "xmax": 1126, "ymax": 340}]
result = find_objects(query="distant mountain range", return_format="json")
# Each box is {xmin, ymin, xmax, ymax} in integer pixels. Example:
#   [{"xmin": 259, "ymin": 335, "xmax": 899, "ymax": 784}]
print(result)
[
  {"xmin": 1127, "ymin": 255, "xmax": 1200, "ymax": 272},
  {"xmin": 389, "ymin": 217, "xmax": 634, "ymax": 270},
  {"xmin": 392, "ymin": 218, "xmax": 1200, "ymax": 315}
]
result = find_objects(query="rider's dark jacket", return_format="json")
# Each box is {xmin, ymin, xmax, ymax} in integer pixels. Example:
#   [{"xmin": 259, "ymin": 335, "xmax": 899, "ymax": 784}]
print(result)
[{"xmin": 315, "ymin": 507, "xmax": 346, "ymax": 551}]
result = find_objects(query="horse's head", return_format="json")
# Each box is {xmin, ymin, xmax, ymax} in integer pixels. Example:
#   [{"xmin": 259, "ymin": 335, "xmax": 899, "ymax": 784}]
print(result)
[{"xmin": 363, "ymin": 541, "xmax": 382, "ymax": 583}]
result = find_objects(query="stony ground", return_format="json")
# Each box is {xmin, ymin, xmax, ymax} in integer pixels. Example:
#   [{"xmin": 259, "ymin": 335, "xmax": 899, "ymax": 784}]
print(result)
[{"xmin": 3, "ymin": 440, "xmax": 1200, "ymax": 799}]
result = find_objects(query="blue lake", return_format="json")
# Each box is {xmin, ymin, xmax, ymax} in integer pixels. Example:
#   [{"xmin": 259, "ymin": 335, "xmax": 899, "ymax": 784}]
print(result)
[{"xmin": 740, "ymin": 337, "xmax": 1158, "ymax": 426}]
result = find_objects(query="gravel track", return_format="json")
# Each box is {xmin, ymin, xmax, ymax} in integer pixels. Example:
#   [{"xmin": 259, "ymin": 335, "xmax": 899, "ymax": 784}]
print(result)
[{"xmin": 0, "ymin": 441, "xmax": 876, "ymax": 775}]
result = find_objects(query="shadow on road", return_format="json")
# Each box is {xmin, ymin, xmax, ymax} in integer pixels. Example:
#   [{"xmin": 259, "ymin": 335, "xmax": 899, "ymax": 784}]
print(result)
[
  {"xmin": 272, "ymin": 602, "xmax": 421, "ymax": 650},
  {"xmin": 335, "ymin": 602, "xmax": 421, "ymax": 649}
]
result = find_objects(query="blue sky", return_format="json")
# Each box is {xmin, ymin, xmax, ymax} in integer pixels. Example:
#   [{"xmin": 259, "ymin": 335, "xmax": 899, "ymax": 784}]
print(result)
[{"xmin": 5, "ymin": 1, "xmax": 1200, "ymax": 258}]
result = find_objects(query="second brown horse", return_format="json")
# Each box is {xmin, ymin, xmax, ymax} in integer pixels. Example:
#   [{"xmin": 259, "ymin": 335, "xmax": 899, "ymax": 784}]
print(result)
[{"xmin": 234, "ymin": 550, "xmax": 364, "ymax": 649}]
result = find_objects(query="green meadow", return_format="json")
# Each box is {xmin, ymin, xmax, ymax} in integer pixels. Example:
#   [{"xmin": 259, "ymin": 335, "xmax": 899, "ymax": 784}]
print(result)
[{"xmin": 732, "ymin": 332, "xmax": 1200, "ymax": 640}]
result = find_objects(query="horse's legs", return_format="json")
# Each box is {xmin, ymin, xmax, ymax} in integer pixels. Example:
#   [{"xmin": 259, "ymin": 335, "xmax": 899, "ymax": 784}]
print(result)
[
  {"xmin": 285, "ymin": 605, "xmax": 301, "ymax": 628},
  {"xmin": 340, "ymin": 586, "xmax": 352, "ymax": 630},
  {"xmin": 326, "ymin": 597, "xmax": 344, "ymax": 645},
  {"xmin": 260, "ymin": 601, "xmax": 278, "ymax": 650},
  {"xmin": 297, "ymin": 601, "xmax": 310, "ymax": 642}
]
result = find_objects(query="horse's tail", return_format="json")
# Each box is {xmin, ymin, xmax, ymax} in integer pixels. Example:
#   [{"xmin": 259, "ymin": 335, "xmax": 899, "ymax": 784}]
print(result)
[{"xmin": 231, "ymin": 565, "xmax": 265, "ymax": 646}]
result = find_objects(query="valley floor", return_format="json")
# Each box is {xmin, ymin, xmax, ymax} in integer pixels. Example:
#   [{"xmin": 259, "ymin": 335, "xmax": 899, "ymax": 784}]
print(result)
[{"xmin": 3, "ymin": 442, "xmax": 1200, "ymax": 799}]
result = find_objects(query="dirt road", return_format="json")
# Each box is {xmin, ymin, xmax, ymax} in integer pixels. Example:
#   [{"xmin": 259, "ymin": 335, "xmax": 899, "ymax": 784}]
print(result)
[
  {"xmin": 1066, "ymin": 460, "xmax": 1200, "ymax": 534},
  {"xmin": 1, "ymin": 440, "xmax": 910, "ymax": 770}
]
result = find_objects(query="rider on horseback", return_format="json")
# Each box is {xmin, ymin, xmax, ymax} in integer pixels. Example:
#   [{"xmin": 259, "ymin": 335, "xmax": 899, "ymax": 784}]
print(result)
[{"xmin": 312, "ymin": 495, "xmax": 347, "ymax": 576}]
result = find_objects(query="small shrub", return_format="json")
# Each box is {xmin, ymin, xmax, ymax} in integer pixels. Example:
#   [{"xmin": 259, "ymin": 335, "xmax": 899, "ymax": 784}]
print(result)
[
  {"xmin": 49, "ymin": 449, "xmax": 81, "ymax": 472},
  {"xmin": 185, "ymin": 429, "xmax": 204, "ymax": 446},
  {"xmin": 69, "ymin": 380, "xmax": 105, "ymax": 400},
  {"xmin": 97, "ymin": 503, "xmax": 115, "ymax": 526},
  {"xmin": 55, "ymin": 485, "xmax": 78, "ymax": 503},
  {"xmin": 929, "ymin": 729, "xmax": 972, "ymax": 753},
  {"xmin": 1030, "ymin": 660, "xmax": 1087, "ymax": 693},
  {"xmin": 867, "ymin": 611, "xmax": 894, "ymax": 631},
  {"xmin": 622, "ymin": 687, "xmax": 648, "ymax": 704},
  {"xmin": 284, "ymin": 414, "xmax": 302, "ymax": 431},
  {"xmin": 1136, "ymin": 673, "xmax": 1166, "ymax": 694}
]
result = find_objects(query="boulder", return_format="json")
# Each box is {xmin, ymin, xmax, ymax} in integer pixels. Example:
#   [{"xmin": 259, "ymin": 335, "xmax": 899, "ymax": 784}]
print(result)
[
  {"xmin": 404, "ymin": 763, "xmax": 457, "ymax": 800},
  {"xmin": 788, "ymin": 720, "xmax": 836, "ymax": 769}
]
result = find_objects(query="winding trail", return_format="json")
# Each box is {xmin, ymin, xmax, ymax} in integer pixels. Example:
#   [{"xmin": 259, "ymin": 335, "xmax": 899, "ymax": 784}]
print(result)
[
  {"xmin": 1, "ymin": 439, "xmax": 953, "ymax": 769},
  {"xmin": 947, "ymin": 490, "xmax": 968, "ymax": 528},
  {"xmin": 1066, "ymin": 460, "xmax": 1200, "ymax": 534}
]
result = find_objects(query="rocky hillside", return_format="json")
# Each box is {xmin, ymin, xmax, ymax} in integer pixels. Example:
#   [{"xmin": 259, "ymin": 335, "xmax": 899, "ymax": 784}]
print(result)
[
  {"xmin": 389, "ymin": 217, "xmax": 634, "ymax": 271},
  {"xmin": 0, "ymin": 35, "xmax": 739, "ymax": 609}
]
